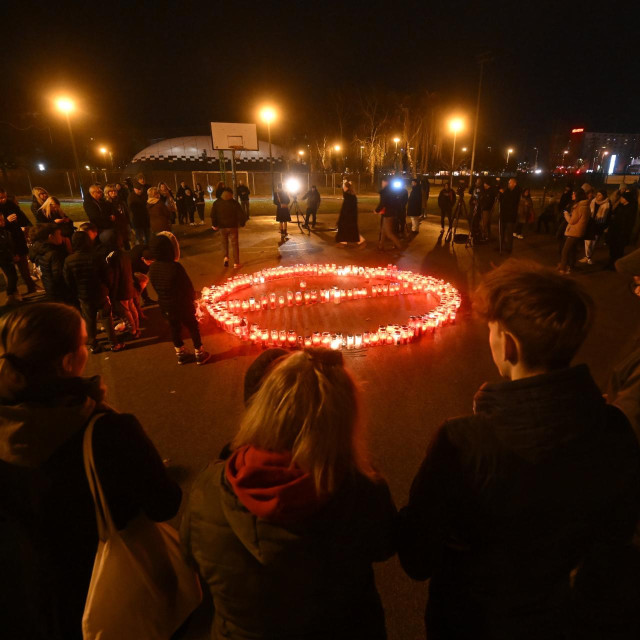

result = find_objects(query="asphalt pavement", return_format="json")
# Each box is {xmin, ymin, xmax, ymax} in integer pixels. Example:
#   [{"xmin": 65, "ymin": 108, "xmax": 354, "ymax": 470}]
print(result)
[{"xmin": 53, "ymin": 209, "xmax": 640, "ymax": 639}]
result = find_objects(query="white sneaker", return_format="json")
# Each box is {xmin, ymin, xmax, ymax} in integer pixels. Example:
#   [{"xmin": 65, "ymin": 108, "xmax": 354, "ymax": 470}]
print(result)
[{"xmin": 578, "ymin": 257, "xmax": 589, "ymax": 263}]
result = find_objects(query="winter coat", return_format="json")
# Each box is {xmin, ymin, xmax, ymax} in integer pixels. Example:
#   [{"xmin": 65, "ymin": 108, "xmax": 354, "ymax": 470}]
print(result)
[
  {"xmin": 0, "ymin": 200, "xmax": 31, "ymax": 255},
  {"xmin": 194, "ymin": 188, "xmax": 206, "ymax": 204},
  {"xmin": 108, "ymin": 199, "xmax": 130, "ymax": 240},
  {"xmin": 273, "ymin": 189, "xmax": 291, "ymax": 222},
  {"xmin": 499, "ymin": 185, "xmax": 521, "ymax": 222},
  {"xmin": 0, "ymin": 376, "xmax": 181, "ymax": 640},
  {"xmin": 35, "ymin": 209, "xmax": 75, "ymax": 238},
  {"xmin": 559, "ymin": 190, "xmax": 573, "ymax": 214},
  {"xmin": 176, "ymin": 185, "xmax": 188, "ymax": 213},
  {"xmin": 128, "ymin": 244, "xmax": 149, "ymax": 275},
  {"xmin": 407, "ymin": 185, "xmax": 423, "ymax": 217},
  {"xmin": 83, "ymin": 196, "xmax": 114, "ymax": 232},
  {"xmin": 105, "ymin": 246, "xmax": 136, "ymax": 301},
  {"xmin": 148, "ymin": 235, "xmax": 196, "ymax": 314},
  {"xmin": 236, "ymin": 185, "xmax": 250, "ymax": 202},
  {"xmin": 518, "ymin": 195, "xmax": 535, "ymax": 224},
  {"xmin": 180, "ymin": 451, "xmax": 396, "ymax": 640},
  {"xmin": 376, "ymin": 185, "xmax": 401, "ymax": 218},
  {"xmin": 336, "ymin": 191, "xmax": 359, "ymax": 242},
  {"xmin": 127, "ymin": 191, "xmax": 150, "ymax": 229},
  {"xmin": 397, "ymin": 365, "xmax": 640, "ymax": 640},
  {"xmin": 29, "ymin": 240, "xmax": 70, "ymax": 301},
  {"xmin": 564, "ymin": 199, "xmax": 589, "ymax": 238},
  {"xmin": 479, "ymin": 187, "xmax": 496, "ymax": 212},
  {"xmin": 63, "ymin": 249, "xmax": 109, "ymax": 304},
  {"xmin": 302, "ymin": 189, "xmax": 321, "ymax": 211},
  {"xmin": 438, "ymin": 188, "xmax": 455, "ymax": 212},
  {"xmin": 184, "ymin": 193, "xmax": 197, "ymax": 215},
  {"xmin": 591, "ymin": 198, "xmax": 611, "ymax": 226},
  {"xmin": 147, "ymin": 201, "xmax": 172, "ymax": 233},
  {"xmin": 0, "ymin": 227, "xmax": 16, "ymax": 263},
  {"xmin": 211, "ymin": 191, "xmax": 245, "ymax": 228}
]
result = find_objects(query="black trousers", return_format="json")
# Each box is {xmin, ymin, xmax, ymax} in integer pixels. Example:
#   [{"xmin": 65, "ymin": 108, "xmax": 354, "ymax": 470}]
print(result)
[
  {"xmin": 1, "ymin": 261, "xmax": 18, "ymax": 295},
  {"xmin": 499, "ymin": 218, "xmax": 515, "ymax": 252},
  {"xmin": 304, "ymin": 207, "xmax": 318, "ymax": 226},
  {"xmin": 196, "ymin": 203, "xmax": 206, "ymax": 222},
  {"xmin": 164, "ymin": 307, "xmax": 202, "ymax": 349},
  {"xmin": 79, "ymin": 298, "xmax": 117, "ymax": 346},
  {"xmin": 439, "ymin": 207, "xmax": 452, "ymax": 229}
]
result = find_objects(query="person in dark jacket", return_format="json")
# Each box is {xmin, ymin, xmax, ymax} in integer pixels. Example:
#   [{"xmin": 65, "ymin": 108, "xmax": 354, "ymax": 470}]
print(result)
[
  {"xmin": 236, "ymin": 181, "xmax": 251, "ymax": 220},
  {"xmin": 407, "ymin": 178, "xmax": 423, "ymax": 233},
  {"xmin": 497, "ymin": 178, "xmax": 521, "ymax": 253},
  {"xmin": 398, "ymin": 261, "xmax": 640, "ymax": 640},
  {"xmin": 558, "ymin": 184, "xmax": 573, "ymax": 215},
  {"xmin": 83, "ymin": 184, "xmax": 115, "ymax": 235},
  {"xmin": 302, "ymin": 185, "xmax": 321, "ymax": 228},
  {"xmin": 176, "ymin": 180, "xmax": 189, "ymax": 225},
  {"xmin": 147, "ymin": 234, "xmax": 210, "ymax": 365},
  {"xmin": 102, "ymin": 231, "xmax": 140, "ymax": 339},
  {"xmin": 63, "ymin": 231, "xmax": 123, "ymax": 353},
  {"xmin": 375, "ymin": 178, "xmax": 403, "ymax": 251},
  {"xmin": 35, "ymin": 196, "xmax": 75, "ymax": 243},
  {"xmin": 29, "ymin": 224, "xmax": 71, "ymax": 302},
  {"xmin": 30, "ymin": 186, "xmax": 49, "ymax": 217},
  {"xmin": 607, "ymin": 190, "xmax": 636, "ymax": 269},
  {"xmin": 395, "ymin": 181, "xmax": 409, "ymax": 236},
  {"xmin": 104, "ymin": 184, "xmax": 131, "ymax": 249},
  {"xmin": 211, "ymin": 187, "xmax": 244, "ymax": 267},
  {"xmin": 181, "ymin": 349, "xmax": 396, "ymax": 640},
  {"xmin": 0, "ymin": 213, "xmax": 21, "ymax": 303},
  {"xmin": 128, "ymin": 183, "xmax": 151, "ymax": 245},
  {"xmin": 274, "ymin": 183, "xmax": 291, "ymax": 240},
  {"xmin": 0, "ymin": 188, "xmax": 36, "ymax": 295},
  {"xmin": 0, "ymin": 303, "xmax": 181, "ymax": 640},
  {"xmin": 479, "ymin": 180, "xmax": 496, "ymax": 240},
  {"xmin": 194, "ymin": 183, "xmax": 207, "ymax": 225},
  {"xmin": 336, "ymin": 181, "xmax": 364, "ymax": 244},
  {"xmin": 147, "ymin": 187, "xmax": 172, "ymax": 233},
  {"xmin": 184, "ymin": 188, "xmax": 197, "ymax": 225},
  {"xmin": 128, "ymin": 243, "xmax": 155, "ymax": 306},
  {"xmin": 438, "ymin": 184, "xmax": 455, "ymax": 231},
  {"xmin": 134, "ymin": 172, "xmax": 150, "ymax": 197},
  {"xmin": 215, "ymin": 181, "xmax": 226, "ymax": 199}
]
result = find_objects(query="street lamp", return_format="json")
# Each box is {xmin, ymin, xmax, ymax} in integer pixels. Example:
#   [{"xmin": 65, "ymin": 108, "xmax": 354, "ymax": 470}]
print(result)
[
  {"xmin": 506, "ymin": 148, "xmax": 514, "ymax": 169},
  {"xmin": 260, "ymin": 106, "xmax": 277, "ymax": 192},
  {"xmin": 461, "ymin": 147, "xmax": 468, "ymax": 152},
  {"xmin": 99, "ymin": 146, "xmax": 113, "ymax": 168},
  {"xmin": 533, "ymin": 147, "xmax": 539, "ymax": 170},
  {"xmin": 448, "ymin": 118, "xmax": 464, "ymax": 187},
  {"xmin": 393, "ymin": 136, "xmax": 400, "ymax": 153},
  {"xmin": 55, "ymin": 96, "xmax": 84, "ymax": 198}
]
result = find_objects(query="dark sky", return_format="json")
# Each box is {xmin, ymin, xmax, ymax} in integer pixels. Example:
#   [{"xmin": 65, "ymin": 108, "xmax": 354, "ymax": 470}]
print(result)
[{"xmin": 2, "ymin": 0, "xmax": 638, "ymax": 162}]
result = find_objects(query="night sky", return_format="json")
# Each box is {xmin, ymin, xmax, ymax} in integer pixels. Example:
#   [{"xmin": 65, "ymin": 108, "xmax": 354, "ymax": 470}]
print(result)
[{"xmin": 2, "ymin": 0, "xmax": 638, "ymax": 163}]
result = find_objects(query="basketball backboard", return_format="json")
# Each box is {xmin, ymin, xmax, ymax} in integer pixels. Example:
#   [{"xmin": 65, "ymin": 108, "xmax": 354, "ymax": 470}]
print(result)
[{"xmin": 210, "ymin": 122, "xmax": 259, "ymax": 151}]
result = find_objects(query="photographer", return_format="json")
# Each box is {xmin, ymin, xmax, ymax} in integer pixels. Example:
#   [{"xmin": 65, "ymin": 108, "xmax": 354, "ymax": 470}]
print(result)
[{"xmin": 302, "ymin": 185, "xmax": 321, "ymax": 228}]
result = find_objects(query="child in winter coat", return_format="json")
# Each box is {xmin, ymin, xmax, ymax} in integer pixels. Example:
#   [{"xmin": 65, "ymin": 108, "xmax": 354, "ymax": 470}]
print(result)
[{"xmin": 147, "ymin": 234, "xmax": 210, "ymax": 365}]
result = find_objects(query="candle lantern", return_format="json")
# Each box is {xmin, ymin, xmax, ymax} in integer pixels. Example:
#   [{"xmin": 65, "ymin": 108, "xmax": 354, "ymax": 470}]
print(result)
[{"xmin": 295, "ymin": 292, "xmax": 303, "ymax": 305}]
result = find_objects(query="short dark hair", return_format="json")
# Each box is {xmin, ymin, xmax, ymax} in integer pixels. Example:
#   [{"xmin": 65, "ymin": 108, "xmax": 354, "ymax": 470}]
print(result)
[
  {"xmin": 34, "ymin": 223, "xmax": 59, "ymax": 243},
  {"xmin": 473, "ymin": 260, "xmax": 594, "ymax": 370},
  {"xmin": 71, "ymin": 231, "xmax": 92, "ymax": 252}
]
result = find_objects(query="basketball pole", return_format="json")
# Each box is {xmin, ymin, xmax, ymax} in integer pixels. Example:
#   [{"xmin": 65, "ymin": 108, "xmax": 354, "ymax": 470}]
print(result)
[{"xmin": 231, "ymin": 148, "xmax": 237, "ymax": 199}]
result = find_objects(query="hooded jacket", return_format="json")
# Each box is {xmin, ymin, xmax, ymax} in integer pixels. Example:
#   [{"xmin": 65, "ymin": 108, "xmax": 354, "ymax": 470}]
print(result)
[
  {"xmin": 29, "ymin": 240, "xmax": 70, "ymax": 301},
  {"xmin": 0, "ymin": 376, "xmax": 181, "ymax": 640},
  {"xmin": 211, "ymin": 190, "xmax": 245, "ymax": 228},
  {"xmin": 398, "ymin": 365, "xmax": 640, "ymax": 640},
  {"xmin": 148, "ymin": 234, "xmax": 195, "ymax": 313},
  {"xmin": 181, "ymin": 448, "xmax": 396, "ymax": 640}
]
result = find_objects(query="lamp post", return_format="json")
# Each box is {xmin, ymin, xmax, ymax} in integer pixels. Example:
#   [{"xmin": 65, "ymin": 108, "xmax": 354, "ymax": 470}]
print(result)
[
  {"xmin": 99, "ymin": 146, "xmax": 113, "ymax": 168},
  {"xmin": 260, "ymin": 106, "xmax": 277, "ymax": 192},
  {"xmin": 506, "ymin": 148, "xmax": 514, "ymax": 170},
  {"xmin": 55, "ymin": 96, "xmax": 83, "ymax": 198},
  {"xmin": 448, "ymin": 118, "xmax": 464, "ymax": 187},
  {"xmin": 533, "ymin": 147, "xmax": 539, "ymax": 170}
]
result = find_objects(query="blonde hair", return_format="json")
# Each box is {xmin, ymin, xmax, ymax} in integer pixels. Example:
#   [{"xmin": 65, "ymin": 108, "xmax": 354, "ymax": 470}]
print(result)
[
  {"xmin": 104, "ymin": 183, "xmax": 118, "ymax": 201},
  {"xmin": 147, "ymin": 187, "xmax": 160, "ymax": 202},
  {"xmin": 232, "ymin": 350, "xmax": 373, "ymax": 495},
  {"xmin": 0, "ymin": 303, "xmax": 84, "ymax": 398},
  {"xmin": 32, "ymin": 187, "xmax": 48, "ymax": 203},
  {"xmin": 39, "ymin": 196, "xmax": 61, "ymax": 220}
]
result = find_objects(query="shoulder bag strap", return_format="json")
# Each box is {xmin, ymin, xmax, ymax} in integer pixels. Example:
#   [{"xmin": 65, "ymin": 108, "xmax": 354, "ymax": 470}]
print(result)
[{"xmin": 82, "ymin": 412, "xmax": 116, "ymax": 541}]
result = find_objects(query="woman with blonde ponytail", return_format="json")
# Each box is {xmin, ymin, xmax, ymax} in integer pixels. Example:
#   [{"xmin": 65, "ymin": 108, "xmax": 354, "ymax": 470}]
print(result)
[{"xmin": 181, "ymin": 348, "xmax": 397, "ymax": 640}]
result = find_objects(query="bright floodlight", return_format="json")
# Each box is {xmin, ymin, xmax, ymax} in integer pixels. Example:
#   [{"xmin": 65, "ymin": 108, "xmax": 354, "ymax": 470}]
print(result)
[
  {"xmin": 392, "ymin": 179, "xmax": 403, "ymax": 190},
  {"xmin": 38, "ymin": 163, "xmax": 45, "ymax": 171},
  {"xmin": 99, "ymin": 147, "xmax": 107, "ymax": 154},
  {"xmin": 393, "ymin": 137, "xmax": 400, "ymax": 143},
  {"xmin": 334, "ymin": 144, "xmax": 341, "ymax": 152},
  {"xmin": 260, "ymin": 106, "xmax": 276, "ymax": 123},
  {"xmin": 285, "ymin": 177, "xmax": 301, "ymax": 194},
  {"xmin": 55, "ymin": 97, "xmax": 75, "ymax": 114},
  {"xmin": 448, "ymin": 118, "xmax": 464, "ymax": 133},
  {"xmin": 298, "ymin": 149, "xmax": 305, "ymax": 156},
  {"xmin": 462, "ymin": 147, "xmax": 468, "ymax": 152},
  {"xmin": 508, "ymin": 148, "xmax": 514, "ymax": 153}
]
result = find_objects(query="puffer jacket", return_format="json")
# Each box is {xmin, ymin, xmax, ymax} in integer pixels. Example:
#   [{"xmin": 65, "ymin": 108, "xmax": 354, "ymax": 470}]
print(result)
[
  {"xmin": 148, "ymin": 235, "xmax": 195, "ymax": 313},
  {"xmin": 63, "ymin": 249, "xmax": 109, "ymax": 304},
  {"xmin": 29, "ymin": 241, "xmax": 70, "ymax": 301},
  {"xmin": 210, "ymin": 191, "xmax": 245, "ymax": 228},
  {"xmin": 180, "ymin": 454, "xmax": 396, "ymax": 640},
  {"xmin": 0, "ymin": 376, "xmax": 182, "ymax": 640},
  {"xmin": 148, "ymin": 201, "xmax": 172, "ymax": 233},
  {"xmin": 564, "ymin": 199, "xmax": 590, "ymax": 238}
]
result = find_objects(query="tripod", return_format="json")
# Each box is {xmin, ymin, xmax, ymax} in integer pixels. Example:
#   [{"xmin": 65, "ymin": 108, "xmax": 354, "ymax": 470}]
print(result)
[
  {"xmin": 291, "ymin": 195, "xmax": 310, "ymax": 235},
  {"xmin": 445, "ymin": 194, "xmax": 468, "ymax": 245}
]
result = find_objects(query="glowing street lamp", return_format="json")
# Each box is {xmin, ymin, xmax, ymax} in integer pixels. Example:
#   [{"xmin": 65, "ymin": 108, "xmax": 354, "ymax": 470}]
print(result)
[
  {"xmin": 55, "ymin": 96, "xmax": 84, "ymax": 198},
  {"xmin": 506, "ymin": 147, "xmax": 514, "ymax": 168},
  {"xmin": 99, "ymin": 146, "xmax": 113, "ymax": 168},
  {"xmin": 333, "ymin": 144, "xmax": 341, "ymax": 152},
  {"xmin": 461, "ymin": 147, "xmax": 468, "ymax": 152},
  {"xmin": 448, "ymin": 118, "xmax": 464, "ymax": 187},
  {"xmin": 260, "ymin": 106, "xmax": 277, "ymax": 191},
  {"xmin": 393, "ymin": 136, "xmax": 401, "ymax": 152}
]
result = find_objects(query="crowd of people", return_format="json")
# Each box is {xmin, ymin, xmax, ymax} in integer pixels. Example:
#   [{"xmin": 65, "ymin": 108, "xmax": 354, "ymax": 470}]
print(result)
[{"xmin": 1, "ymin": 260, "xmax": 640, "ymax": 639}]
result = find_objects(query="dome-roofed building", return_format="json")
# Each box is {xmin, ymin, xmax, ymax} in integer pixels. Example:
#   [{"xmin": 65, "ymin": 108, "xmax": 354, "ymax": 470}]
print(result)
[{"xmin": 130, "ymin": 135, "xmax": 291, "ymax": 171}]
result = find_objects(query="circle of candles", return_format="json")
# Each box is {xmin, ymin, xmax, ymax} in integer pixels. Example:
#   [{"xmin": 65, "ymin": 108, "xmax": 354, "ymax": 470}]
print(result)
[{"xmin": 199, "ymin": 263, "xmax": 461, "ymax": 351}]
